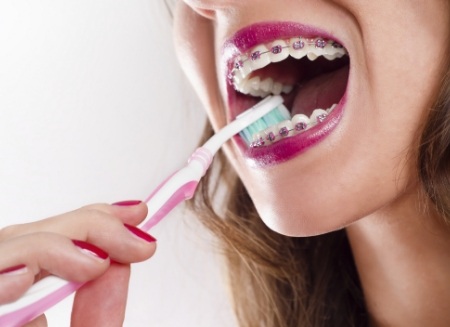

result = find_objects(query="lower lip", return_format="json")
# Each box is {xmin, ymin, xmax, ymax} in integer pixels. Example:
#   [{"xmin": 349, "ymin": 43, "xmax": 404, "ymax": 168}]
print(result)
[{"xmin": 233, "ymin": 93, "xmax": 346, "ymax": 167}]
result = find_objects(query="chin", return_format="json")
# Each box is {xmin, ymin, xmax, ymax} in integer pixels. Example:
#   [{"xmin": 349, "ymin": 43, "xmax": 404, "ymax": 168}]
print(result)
[{"xmin": 256, "ymin": 205, "xmax": 347, "ymax": 237}]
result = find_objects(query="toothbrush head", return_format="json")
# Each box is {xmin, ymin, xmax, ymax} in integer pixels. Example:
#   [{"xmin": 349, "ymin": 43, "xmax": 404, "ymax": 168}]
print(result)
[{"xmin": 202, "ymin": 95, "xmax": 284, "ymax": 155}]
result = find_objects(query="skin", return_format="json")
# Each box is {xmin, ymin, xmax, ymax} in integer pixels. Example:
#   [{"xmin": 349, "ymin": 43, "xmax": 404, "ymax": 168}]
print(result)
[
  {"xmin": 0, "ymin": 202, "xmax": 156, "ymax": 326},
  {"xmin": 174, "ymin": 0, "xmax": 450, "ymax": 326},
  {"xmin": 0, "ymin": 1, "xmax": 448, "ymax": 325}
]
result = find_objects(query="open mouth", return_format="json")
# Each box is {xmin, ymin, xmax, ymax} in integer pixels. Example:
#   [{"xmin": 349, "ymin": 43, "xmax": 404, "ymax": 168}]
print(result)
[{"xmin": 224, "ymin": 23, "xmax": 350, "ymax": 163}]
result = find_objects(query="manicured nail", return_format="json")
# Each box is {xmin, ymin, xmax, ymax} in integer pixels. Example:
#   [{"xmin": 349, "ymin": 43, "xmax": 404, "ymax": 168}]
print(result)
[
  {"xmin": 72, "ymin": 240, "xmax": 109, "ymax": 260},
  {"xmin": 124, "ymin": 224, "xmax": 157, "ymax": 243},
  {"xmin": 0, "ymin": 264, "xmax": 28, "ymax": 276},
  {"xmin": 112, "ymin": 200, "xmax": 142, "ymax": 206}
]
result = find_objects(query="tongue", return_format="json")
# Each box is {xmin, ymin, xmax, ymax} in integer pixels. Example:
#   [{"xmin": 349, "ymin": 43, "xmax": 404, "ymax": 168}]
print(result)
[{"xmin": 291, "ymin": 65, "xmax": 349, "ymax": 117}]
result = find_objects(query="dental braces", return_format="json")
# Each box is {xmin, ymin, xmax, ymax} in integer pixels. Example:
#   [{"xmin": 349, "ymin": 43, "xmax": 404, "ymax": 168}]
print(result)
[
  {"xmin": 233, "ymin": 37, "xmax": 344, "ymax": 72},
  {"xmin": 249, "ymin": 113, "xmax": 328, "ymax": 148}
]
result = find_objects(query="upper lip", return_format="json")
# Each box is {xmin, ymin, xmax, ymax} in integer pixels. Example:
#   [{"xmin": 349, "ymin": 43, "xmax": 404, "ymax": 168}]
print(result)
[{"xmin": 222, "ymin": 21, "xmax": 345, "ymax": 72}]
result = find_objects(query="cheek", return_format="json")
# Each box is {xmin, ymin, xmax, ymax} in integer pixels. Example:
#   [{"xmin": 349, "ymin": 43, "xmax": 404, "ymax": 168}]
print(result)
[
  {"xmin": 237, "ymin": 146, "xmax": 416, "ymax": 237},
  {"xmin": 173, "ymin": 2, "xmax": 226, "ymax": 132}
]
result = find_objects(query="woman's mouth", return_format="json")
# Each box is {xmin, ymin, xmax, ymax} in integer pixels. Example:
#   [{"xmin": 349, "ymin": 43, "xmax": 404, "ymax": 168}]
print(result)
[{"xmin": 223, "ymin": 22, "xmax": 350, "ymax": 166}]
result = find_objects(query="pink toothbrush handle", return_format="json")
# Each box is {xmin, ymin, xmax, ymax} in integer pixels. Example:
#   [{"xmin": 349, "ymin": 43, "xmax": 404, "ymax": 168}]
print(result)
[
  {"xmin": 0, "ymin": 276, "xmax": 82, "ymax": 327},
  {"xmin": 0, "ymin": 183, "xmax": 199, "ymax": 327},
  {"xmin": 140, "ymin": 147, "xmax": 211, "ymax": 232},
  {"xmin": 0, "ymin": 147, "xmax": 211, "ymax": 326},
  {"xmin": 141, "ymin": 180, "xmax": 199, "ymax": 231},
  {"xmin": 0, "ymin": 183, "xmax": 197, "ymax": 327}
]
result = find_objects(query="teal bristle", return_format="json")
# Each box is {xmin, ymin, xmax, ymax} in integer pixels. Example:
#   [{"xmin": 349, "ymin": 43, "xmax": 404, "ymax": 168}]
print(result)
[{"xmin": 239, "ymin": 104, "xmax": 291, "ymax": 145}]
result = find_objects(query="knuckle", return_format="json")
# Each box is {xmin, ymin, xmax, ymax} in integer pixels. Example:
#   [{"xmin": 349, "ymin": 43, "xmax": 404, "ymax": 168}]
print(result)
[
  {"xmin": 32, "ymin": 231, "xmax": 58, "ymax": 244},
  {"xmin": 0, "ymin": 224, "xmax": 23, "ymax": 241},
  {"xmin": 79, "ymin": 203, "xmax": 112, "ymax": 214},
  {"xmin": 75, "ymin": 208, "xmax": 122, "ymax": 236},
  {"xmin": 83, "ymin": 208, "xmax": 114, "ymax": 224}
]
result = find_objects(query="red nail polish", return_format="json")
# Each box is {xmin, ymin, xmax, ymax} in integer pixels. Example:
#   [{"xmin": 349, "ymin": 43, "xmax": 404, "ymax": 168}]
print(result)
[
  {"xmin": 0, "ymin": 264, "xmax": 27, "ymax": 275},
  {"xmin": 124, "ymin": 224, "xmax": 157, "ymax": 243},
  {"xmin": 112, "ymin": 200, "xmax": 142, "ymax": 206},
  {"xmin": 72, "ymin": 240, "xmax": 109, "ymax": 260}
]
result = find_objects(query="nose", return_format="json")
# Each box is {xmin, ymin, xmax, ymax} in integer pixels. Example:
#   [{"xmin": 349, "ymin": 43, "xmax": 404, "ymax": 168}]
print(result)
[
  {"xmin": 182, "ymin": 0, "xmax": 242, "ymax": 19},
  {"xmin": 183, "ymin": 0, "xmax": 238, "ymax": 9}
]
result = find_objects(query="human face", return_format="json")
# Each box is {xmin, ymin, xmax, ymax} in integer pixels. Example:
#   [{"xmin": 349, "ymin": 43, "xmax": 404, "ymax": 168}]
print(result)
[{"xmin": 174, "ymin": 0, "xmax": 450, "ymax": 236}]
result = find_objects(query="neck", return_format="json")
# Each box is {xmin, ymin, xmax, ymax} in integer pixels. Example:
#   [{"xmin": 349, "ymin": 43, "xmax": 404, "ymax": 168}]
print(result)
[{"xmin": 347, "ymin": 189, "xmax": 450, "ymax": 327}]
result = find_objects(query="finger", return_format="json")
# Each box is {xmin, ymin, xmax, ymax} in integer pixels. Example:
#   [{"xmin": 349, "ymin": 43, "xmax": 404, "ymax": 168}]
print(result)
[
  {"xmin": 0, "ymin": 264, "xmax": 35, "ymax": 304},
  {"xmin": 71, "ymin": 201, "xmax": 149, "ymax": 227},
  {"xmin": 0, "ymin": 233, "xmax": 109, "ymax": 303},
  {"xmin": 0, "ymin": 204, "xmax": 156, "ymax": 264},
  {"xmin": 23, "ymin": 314, "xmax": 47, "ymax": 327},
  {"xmin": 0, "ymin": 201, "xmax": 148, "ymax": 242},
  {"xmin": 71, "ymin": 262, "xmax": 131, "ymax": 327},
  {"xmin": 107, "ymin": 201, "xmax": 149, "ymax": 226}
]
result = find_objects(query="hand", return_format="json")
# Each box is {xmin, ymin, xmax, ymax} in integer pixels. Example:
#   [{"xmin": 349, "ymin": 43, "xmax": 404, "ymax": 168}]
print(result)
[{"xmin": 0, "ymin": 201, "xmax": 157, "ymax": 326}]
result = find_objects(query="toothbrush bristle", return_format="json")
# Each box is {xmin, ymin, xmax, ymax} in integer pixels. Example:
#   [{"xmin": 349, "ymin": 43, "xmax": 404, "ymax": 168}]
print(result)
[{"xmin": 239, "ymin": 104, "xmax": 291, "ymax": 146}]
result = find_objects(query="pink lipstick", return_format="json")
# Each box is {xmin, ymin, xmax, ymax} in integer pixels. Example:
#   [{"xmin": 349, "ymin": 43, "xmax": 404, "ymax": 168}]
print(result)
[{"xmin": 222, "ymin": 21, "xmax": 350, "ymax": 166}]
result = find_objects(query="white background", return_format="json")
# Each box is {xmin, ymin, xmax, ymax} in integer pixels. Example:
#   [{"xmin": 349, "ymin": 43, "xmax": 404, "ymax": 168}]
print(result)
[{"xmin": 0, "ymin": 1, "xmax": 236, "ymax": 326}]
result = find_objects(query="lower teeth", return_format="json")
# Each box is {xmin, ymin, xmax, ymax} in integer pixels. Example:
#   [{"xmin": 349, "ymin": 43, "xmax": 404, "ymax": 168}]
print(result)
[{"xmin": 250, "ymin": 104, "xmax": 337, "ymax": 148}]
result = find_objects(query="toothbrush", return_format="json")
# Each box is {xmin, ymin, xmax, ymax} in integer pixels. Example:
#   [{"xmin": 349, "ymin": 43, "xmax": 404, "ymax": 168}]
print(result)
[{"xmin": 0, "ymin": 95, "xmax": 284, "ymax": 327}]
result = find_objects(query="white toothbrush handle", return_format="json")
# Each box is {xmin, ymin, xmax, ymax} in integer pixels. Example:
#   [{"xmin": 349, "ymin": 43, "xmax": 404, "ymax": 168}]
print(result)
[{"xmin": 0, "ymin": 277, "xmax": 82, "ymax": 327}]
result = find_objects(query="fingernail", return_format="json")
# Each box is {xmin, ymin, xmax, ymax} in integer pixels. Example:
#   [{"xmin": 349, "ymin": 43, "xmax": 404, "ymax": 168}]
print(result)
[
  {"xmin": 112, "ymin": 200, "xmax": 142, "ymax": 206},
  {"xmin": 0, "ymin": 264, "xmax": 28, "ymax": 276},
  {"xmin": 124, "ymin": 224, "xmax": 157, "ymax": 243},
  {"xmin": 72, "ymin": 240, "xmax": 109, "ymax": 260}
]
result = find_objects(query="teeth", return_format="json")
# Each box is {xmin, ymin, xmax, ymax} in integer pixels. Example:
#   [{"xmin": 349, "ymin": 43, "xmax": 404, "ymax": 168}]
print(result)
[
  {"xmin": 289, "ymin": 37, "xmax": 308, "ymax": 59},
  {"xmin": 310, "ymin": 109, "xmax": 328, "ymax": 125},
  {"xmin": 324, "ymin": 54, "xmax": 337, "ymax": 61},
  {"xmin": 272, "ymin": 82, "xmax": 283, "ymax": 95},
  {"xmin": 263, "ymin": 126, "xmax": 278, "ymax": 144},
  {"xmin": 249, "ymin": 76, "xmax": 261, "ymax": 90},
  {"xmin": 277, "ymin": 120, "xmax": 294, "ymax": 138},
  {"xmin": 249, "ymin": 45, "xmax": 271, "ymax": 70},
  {"xmin": 306, "ymin": 52, "xmax": 319, "ymax": 61},
  {"xmin": 232, "ymin": 70, "xmax": 244, "ymax": 85},
  {"xmin": 235, "ymin": 76, "xmax": 293, "ymax": 97},
  {"xmin": 249, "ymin": 89, "xmax": 267, "ymax": 97},
  {"xmin": 250, "ymin": 104, "xmax": 338, "ymax": 147},
  {"xmin": 233, "ymin": 37, "xmax": 347, "ymax": 148},
  {"xmin": 238, "ymin": 79, "xmax": 250, "ymax": 94},
  {"xmin": 239, "ymin": 56, "xmax": 253, "ymax": 78},
  {"xmin": 282, "ymin": 85, "xmax": 294, "ymax": 94},
  {"xmin": 241, "ymin": 61, "xmax": 253, "ymax": 78},
  {"xmin": 260, "ymin": 78, "xmax": 273, "ymax": 92},
  {"xmin": 292, "ymin": 114, "xmax": 310, "ymax": 132},
  {"xmin": 268, "ymin": 40, "xmax": 289, "ymax": 63},
  {"xmin": 326, "ymin": 104, "xmax": 337, "ymax": 113},
  {"xmin": 231, "ymin": 37, "xmax": 348, "ymax": 98}
]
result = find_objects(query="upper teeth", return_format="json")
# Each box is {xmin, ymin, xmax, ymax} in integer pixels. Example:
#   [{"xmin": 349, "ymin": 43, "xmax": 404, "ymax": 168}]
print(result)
[{"xmin": 231, "ymin": 37, "xmax": 347, "ymax": 98}]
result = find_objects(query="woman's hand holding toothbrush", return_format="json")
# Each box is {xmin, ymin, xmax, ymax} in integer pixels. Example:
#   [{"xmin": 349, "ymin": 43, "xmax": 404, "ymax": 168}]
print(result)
[
  {"xmin": 0, "ymin": 201, "xmax": 157, "ymax": 326},
  {"xmin": 0, "ymin": 96, "xmax": 284, "ymax": 326}
]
